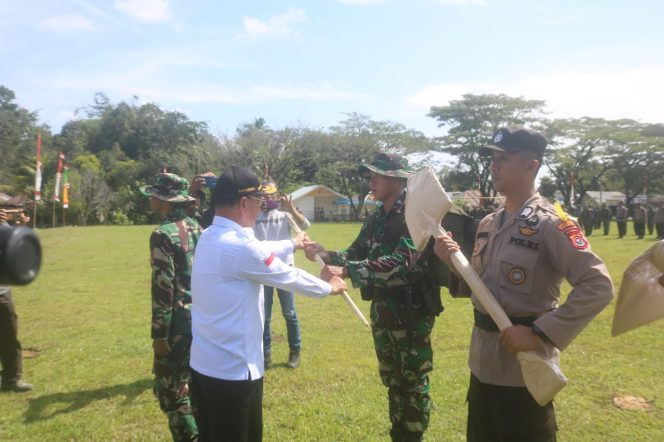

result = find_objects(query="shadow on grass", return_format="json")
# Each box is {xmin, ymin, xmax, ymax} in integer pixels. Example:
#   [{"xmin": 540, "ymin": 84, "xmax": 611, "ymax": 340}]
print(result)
[{"xmin": 24, "ymin": 378, "xmax": 152, "ymax": 423}]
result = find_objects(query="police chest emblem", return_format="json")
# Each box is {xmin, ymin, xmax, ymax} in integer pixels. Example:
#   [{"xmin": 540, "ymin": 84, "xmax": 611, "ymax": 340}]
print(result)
[
  {"xmin": 508, "ymin": 268, "xmax": 526, "ymax": 285},
  {"xmin": 518, "ymin": 225, "xmax": 538, "ymax": 236},
  {"xmin": 493, "ymin": 131, "xmax": 503, "ymax": 143},
  {"xmin": 518, "ymin": 215, "xmax": 540, "ymax": 236},
  {"xmin": 518, "ymin": 207, "xmax": 533, "ymax": 218}
]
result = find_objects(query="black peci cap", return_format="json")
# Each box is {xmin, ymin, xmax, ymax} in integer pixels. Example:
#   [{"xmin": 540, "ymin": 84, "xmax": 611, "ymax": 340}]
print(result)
[
  {"xmin": 479, "ymin": 127, "xmax": 548, "ymax": 158},
  {"xmin": 213, "ymin": 166, "xmax": 269, "ymax": 205}
]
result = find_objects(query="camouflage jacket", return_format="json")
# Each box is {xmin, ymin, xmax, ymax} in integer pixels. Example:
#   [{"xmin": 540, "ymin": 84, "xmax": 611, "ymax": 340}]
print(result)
[
  {"xmin": 329, "ymin": 191, "xmax": 420, "ymax": 290},
  {"xmin": 150, "ymin": 207, "xmax": 201, "ymax": 339}
]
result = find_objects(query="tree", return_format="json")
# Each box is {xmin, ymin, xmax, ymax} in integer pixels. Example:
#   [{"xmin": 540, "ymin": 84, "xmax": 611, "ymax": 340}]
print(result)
[
  {"xmin": 428, "ymin": 94, "xmax": 547, "ymax": 197},
  {"xmin": 537, "ymin": 176, "xmax": 557, "ymax": 201},
  {"xmin": 315, "ymin": 113, "xmax": 431, "ymax": 219},
  {"xmin": 0, "ymin": 85, "xmax": 44, "ymax": 195},
  {"xmin": 544, "ymin": 118, "xmax": 620, "ymax": 207},
  {"xmin": 604, "ymin": 123, "xmax": 664, "ymax": 204}
]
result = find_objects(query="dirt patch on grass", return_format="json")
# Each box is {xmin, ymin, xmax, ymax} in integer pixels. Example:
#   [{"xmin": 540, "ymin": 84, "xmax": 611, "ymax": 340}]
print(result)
[
  {"xmin": 613, "ymin": 395, "xmax": 654, "ymax": 410},
  {"xmin": 22, "ymin": 347, "xmax": 41, "ymax": 359}
]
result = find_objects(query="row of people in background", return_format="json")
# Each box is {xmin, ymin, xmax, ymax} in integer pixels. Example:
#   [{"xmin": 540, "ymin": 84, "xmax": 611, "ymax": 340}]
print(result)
[{"xmin": 578, "ymin": 201, "xmax": 664, "ymax": 239}]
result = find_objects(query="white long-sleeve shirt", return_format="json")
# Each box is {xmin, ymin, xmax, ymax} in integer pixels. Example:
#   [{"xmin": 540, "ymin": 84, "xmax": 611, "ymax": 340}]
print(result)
[{"xmin": 190, "ymin": 215, "xmax": 330, "ymax": 381}]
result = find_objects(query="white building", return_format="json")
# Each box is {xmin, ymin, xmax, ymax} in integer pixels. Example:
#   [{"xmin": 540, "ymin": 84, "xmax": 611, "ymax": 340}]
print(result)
[{"xmin": 288, "ymin": 185, "xmax": 377, "ymax": 222}]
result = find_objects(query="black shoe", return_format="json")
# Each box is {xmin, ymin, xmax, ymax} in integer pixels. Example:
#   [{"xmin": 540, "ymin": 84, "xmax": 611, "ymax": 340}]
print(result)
[
  {"xmin": 264, "ymin": 352, "xmax": 272, "ymax": 369},
  {"xmin": 1, "ymin": 380, "xmax": 33, "ymax": 392},
  {"xmin": 286, "ymin": 349, "xmax": 300, "ymax": 369}
]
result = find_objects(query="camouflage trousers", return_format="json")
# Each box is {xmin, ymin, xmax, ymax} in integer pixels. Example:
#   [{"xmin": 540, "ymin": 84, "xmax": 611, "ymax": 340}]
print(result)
[
  {"xmin": 372, "ymin": 313, "xmax": 435, "ymax": 437},
  {"xmin": 153, "ymin": 334, "xmax": 198, "ymax": 442}
]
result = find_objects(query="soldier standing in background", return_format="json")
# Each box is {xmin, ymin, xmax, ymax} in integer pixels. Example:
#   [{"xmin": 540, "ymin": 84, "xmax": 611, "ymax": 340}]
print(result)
[
  {"xmin": 616, "ymin": 201, "xmax": 628, "ymax": 238},
  {"xmin": 633, "ymin": 203, "xmax": 647, "ymax": 239},
  {"xmin": 305, "ymin": 153, "xmax": 441, "ymax": 442},
  {"xmin": 141, "ymin": 173, "xmax": 201, "ymax": 442},
  {"xmin": 0, "ymin": 209, "xmax": 33, "ymax": 393},
  {"xmin": 599, "ymin": 203, "xmax": 612, "ymax": 236},
  {"xmin": 655, "ymin": 204, "xmax": 664, "ymax": 240},
  {"xmin": 580, "ymin": 205, "xmax": 594, "ymax": 236},
  {"xmin": 647, "ymin": 205, "xmax": 655, "ymax": 236}
]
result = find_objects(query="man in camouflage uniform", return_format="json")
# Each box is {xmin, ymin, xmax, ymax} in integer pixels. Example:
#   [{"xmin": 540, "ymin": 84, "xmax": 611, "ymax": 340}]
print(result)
[
  {"xmin": 140, "ymin": 173, "xmax": 201, "ymax": 442},
  {"xmin": 304, "ymin": 153, "xmax": 439, "ymax": 442}
]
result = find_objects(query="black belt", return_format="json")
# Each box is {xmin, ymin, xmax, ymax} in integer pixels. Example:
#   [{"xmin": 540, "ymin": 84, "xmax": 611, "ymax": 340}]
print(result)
[{"xmin": 473, "ymin": 309, "xmax": 537, "ymax": 332}]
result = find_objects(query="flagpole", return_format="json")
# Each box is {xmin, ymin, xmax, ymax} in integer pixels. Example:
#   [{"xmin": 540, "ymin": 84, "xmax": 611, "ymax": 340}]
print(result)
[{"xmin": 52, "ymin": 199, "xmax": 56, "ymax": 227}]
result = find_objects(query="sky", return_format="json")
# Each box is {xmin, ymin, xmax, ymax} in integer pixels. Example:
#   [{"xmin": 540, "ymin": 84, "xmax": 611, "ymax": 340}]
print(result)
[{"xmin": 1, "ymin": 0, "xmax": 663, "ymax": 139}]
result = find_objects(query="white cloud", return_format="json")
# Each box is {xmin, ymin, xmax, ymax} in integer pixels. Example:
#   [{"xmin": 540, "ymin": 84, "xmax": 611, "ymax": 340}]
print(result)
[
  {"xmin": 406, "ymin": 67, "xmax": 664, "ymax": 124},
  {"xmin": 338, "ymin": 0, "xmax": 385, "ymax": 5},
  {"xmin": 114, "ymin": 0, "xmax": 170, "ymax": 23},
  {"xmin": 39, "ymin": 14, "xmax": 95, "ymax": 32},
  {"xmin": 39, "ymin": 61, "xmax": 361, "ymax": 104},
  {"xmin": 243, "ymin": 8, "xmax": 308, "ymax": 39},
  {"xmin": 434, "ymin": 0, "xmax": 486, "ymax": 5}
]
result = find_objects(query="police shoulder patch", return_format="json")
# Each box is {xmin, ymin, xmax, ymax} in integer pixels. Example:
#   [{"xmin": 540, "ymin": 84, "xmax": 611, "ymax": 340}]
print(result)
[{"xmin": 556, "ymin": 219, "xmax": 589, "ymax": 250}]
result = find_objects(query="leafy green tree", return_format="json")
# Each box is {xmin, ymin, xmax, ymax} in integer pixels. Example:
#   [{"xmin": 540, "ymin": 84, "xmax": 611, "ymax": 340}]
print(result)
[
  {"xmin": 0, "ymin": 85, "xmax": 45, "ymax": 195},
  {"xmin": 537, "ymin": 175, "xmax": 558, "ymax": 201},
  {"xmin": 315, "ymin": 113, "xmax": 431, "ymax": 219}
]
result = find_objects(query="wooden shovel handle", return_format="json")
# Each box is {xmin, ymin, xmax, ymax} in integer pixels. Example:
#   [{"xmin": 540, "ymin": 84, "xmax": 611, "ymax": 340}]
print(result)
[{"xmin": 287, "ymin": 214, "xmax": 370, "ymax": 328}]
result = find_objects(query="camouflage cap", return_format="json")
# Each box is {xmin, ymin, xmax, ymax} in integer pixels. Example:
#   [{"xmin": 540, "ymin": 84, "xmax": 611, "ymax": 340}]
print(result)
[
  {"xmin": 139, "ymin": 173, "xmax": 194, "ymax": 203},
  {"xmin": 359, "ymin": 152, "xmax": 411, "ymax": 179}
]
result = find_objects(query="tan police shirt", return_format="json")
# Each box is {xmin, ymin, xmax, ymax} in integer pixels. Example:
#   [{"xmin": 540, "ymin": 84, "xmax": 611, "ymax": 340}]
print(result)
[{"xmin": 469, "ymin": 193, "xmax": 614, "ymax": 387}]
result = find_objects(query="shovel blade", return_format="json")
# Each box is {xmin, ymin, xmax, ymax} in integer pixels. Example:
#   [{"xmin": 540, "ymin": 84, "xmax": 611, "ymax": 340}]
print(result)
[
  {"xmin": 405, "ymin": 167, "xmax": 453, "ymax": 251},
  {"xmin": 612, "ymin": 240, "xmax": 664, "ymax": 336},
  {"xmin": 517, "ymin": 351, "xmax": 568, "ymax": 406}
]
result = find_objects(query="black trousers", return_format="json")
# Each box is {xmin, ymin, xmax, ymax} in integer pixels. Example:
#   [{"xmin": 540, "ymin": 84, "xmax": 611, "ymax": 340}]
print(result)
[
  {"xmin": 0, "ymin": 289, "xmax": 22, "ymax": 386},
  {"xmin": 634, "ymin": 222, "xmax": 646, "ymax": 238},
  {"xmin": 602, "ymin": 220, "xmax": 610, "ymax": 235},
  {"xmin": 190, "ymin": 369, "xmax": 263, "ymax": 442},
  {"xmin": 617, "ymin": 221, "xmax": 627, "ymax": 238},
  {"xmin": 467, "ymin": 374, "xmax": 557, "ymax": 442},
  {"xmin": 656, "ymin": 222, "xmax": 664, "ymax": 240}
]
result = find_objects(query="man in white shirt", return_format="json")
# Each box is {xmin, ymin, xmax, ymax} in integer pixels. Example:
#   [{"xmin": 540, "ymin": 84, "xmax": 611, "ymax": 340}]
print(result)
[{"xmin": 190, "ymin": 166, "xmax": 347, "ymax": 442}]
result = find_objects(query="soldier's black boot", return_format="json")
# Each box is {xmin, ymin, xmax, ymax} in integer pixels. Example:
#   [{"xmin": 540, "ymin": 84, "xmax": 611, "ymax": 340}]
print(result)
[
  {"xmin": 403, "ymin": 431, "xmax": 423, "ymax": 442},
  {"xmin": 264, "ymin": 351, "xmax": 272, "ymax": 369},
  {"xmin": 1, "ymin": 380, "xmax": 33, "ymax": 392},
  {"xmin": 286, "ymin": 348, "xmax": 300, "ymax": 368},
  {"xmin": 390, "ymin": 422, "xmax": 405, "ymax": 442}
]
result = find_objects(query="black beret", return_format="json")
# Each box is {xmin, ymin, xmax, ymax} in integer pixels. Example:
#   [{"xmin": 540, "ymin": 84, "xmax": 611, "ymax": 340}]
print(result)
[{"xmin": 479, "ymin": 127, "xmax": 548, "ymax": 157}]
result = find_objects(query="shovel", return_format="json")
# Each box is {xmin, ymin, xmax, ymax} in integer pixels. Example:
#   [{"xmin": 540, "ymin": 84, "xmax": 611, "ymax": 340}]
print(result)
[
  {"xmin": 612, "ymin": 240, "xmax": 664, "ymax": 336},
  {"xmin": 285, "ymin": 213, "xmax": 370, "ymax": 328},
  {"xmin": 405, "ymin": 167, "xmax": 567, "ymax": 406}
]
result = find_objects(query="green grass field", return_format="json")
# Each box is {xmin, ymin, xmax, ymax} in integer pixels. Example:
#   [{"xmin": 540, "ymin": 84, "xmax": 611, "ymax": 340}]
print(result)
[{"xmin": 2, "ymin": 223, "xmax": 663, "ymax": 441}]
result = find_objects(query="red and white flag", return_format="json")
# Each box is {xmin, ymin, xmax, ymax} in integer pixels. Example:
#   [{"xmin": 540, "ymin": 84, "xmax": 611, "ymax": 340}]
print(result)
[
  {"xmin": 54, "ymin": 152, "xmax": 65, "ymax": 202},
  {"xmin": 35, "ymin": 133, "xmax": 43, "ymax": 201}
]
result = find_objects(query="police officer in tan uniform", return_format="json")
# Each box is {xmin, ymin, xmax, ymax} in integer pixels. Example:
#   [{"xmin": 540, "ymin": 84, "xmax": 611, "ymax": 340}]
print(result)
[{"xmin": 434, "ymin": 127, "xmax": 614, "ymax": 441}]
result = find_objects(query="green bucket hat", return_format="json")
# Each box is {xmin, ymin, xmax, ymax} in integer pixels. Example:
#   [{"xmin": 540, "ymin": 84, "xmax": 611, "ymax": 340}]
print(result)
[
  {"xmin": 139, "ymin": 173, "xmax": 194, "ymax": 203},
  {"xmin": 359, "ymin": 152, "xmax": 411, "ymax": 179}
]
